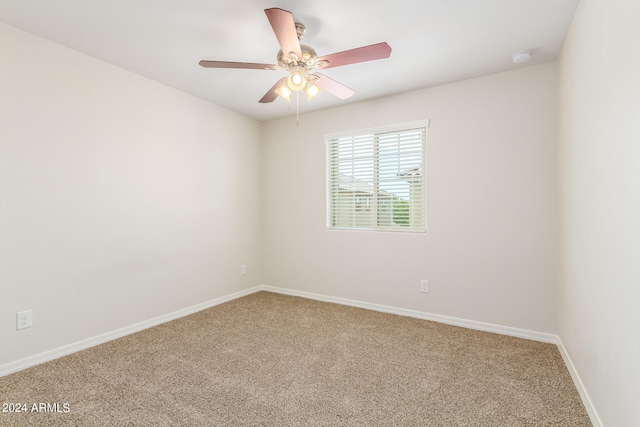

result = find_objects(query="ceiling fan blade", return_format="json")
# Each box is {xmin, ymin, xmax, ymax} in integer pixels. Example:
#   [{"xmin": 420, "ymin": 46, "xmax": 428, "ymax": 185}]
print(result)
[
  {"xmin": 264, "ymin": 8, "xmax": 302, "ymax": 61},
  {"xmin": 313, "ymin": 73, "xmax": 355, "ymax": 100},
  {"xmin": 315, "ymin": 42, "xmax": 392, "ymax": 69},
  {"xmin": 199, "ymin": 60, "xmax": 279, "ymax": 70},
  {"xmin": 259, "ymin": 77, "xmax": 287, "ymax": 103}
]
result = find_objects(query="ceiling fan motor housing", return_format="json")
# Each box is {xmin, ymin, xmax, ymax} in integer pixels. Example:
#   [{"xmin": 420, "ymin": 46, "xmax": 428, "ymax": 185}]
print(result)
[
  {"xmin": 277, "ymin": 44, "xmax": 318, "ymax": 69},
  {"xmin": 295, "ymin": 22, "xmax": 306, "ymax": 40}
]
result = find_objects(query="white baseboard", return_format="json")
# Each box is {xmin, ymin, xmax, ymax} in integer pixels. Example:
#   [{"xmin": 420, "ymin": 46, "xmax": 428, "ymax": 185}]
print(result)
[
  {"xmin": 556, "ymin": 336, "xmax": 603, "ymax": 427},
  {"xmin": 3, "ymin": 284, "xmax": 598, "ymax": 424},
  {"xmin": 0, "ymin": 286, "xmax": 263, "ymax": 377},
  {"xmin": 0, "ymin": 283, "xmax": 557, "ymax": 372},
  {"xmin": 261, "ymin": 285, "xmax": 558, "ymax": 344}
]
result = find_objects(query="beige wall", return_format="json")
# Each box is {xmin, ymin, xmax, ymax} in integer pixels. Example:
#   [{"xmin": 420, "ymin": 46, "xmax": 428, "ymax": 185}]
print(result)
[
  {"xmin": 262, "ymin": 62, "xmax": 559, "ymax": 334},
  {"xmin": 557, "ymin": 0, "xmax": 640, "ymax": 425},
  {"xmin": 0, "ymin": 24, "xmax": 263, "ymax": 365}
]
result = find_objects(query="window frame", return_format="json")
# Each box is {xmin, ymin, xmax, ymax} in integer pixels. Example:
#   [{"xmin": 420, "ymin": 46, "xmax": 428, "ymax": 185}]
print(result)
[{"xmin": 325, "ymin": 120, "xmax": 429, "ymax": 233}]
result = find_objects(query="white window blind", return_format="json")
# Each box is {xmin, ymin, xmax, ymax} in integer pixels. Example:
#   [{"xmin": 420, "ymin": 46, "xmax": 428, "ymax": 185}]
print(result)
[{"xmin": 326, "ymin": 121, "xmax": 428, "ymax": 232}]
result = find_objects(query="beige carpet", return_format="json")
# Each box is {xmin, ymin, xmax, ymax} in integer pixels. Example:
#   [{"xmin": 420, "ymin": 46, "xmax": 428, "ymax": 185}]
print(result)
[{"xmin": 1, "ymin": 291, "xmax": 591, "ymax": 426}]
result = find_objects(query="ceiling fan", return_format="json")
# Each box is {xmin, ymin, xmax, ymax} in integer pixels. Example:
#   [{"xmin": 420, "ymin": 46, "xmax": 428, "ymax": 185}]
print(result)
[{"xmin": 199, "ymin": 8, "xmax": 392, "ymax": 104}]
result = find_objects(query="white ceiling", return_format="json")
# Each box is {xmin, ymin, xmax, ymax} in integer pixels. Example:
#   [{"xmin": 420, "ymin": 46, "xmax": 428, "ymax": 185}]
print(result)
[{"xmin": 0, "ymin": 0, "xmax": 580, "ymax": 122}]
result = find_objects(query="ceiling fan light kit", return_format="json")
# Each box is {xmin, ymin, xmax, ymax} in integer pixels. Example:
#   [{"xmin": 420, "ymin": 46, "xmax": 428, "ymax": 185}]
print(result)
[
  {"xmin": 199, "ymin": 7, "xmax": 392, "ymax": 106},
  {"xmin": 286, "ymin": 67, "xmax": 307, "ymax": 91},
  {"xmin": 305, "ymin": 81, "xmax": 320, "ymax": 100},
  {"xmin": 275, "ymin": 81, "xmax": 291, "ymax": 101}
]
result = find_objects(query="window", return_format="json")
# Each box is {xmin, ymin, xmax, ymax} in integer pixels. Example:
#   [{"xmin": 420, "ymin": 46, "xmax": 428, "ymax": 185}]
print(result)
[{"xmin": 326, "ymin": 120, "xmax": 428, "ymax": 232}]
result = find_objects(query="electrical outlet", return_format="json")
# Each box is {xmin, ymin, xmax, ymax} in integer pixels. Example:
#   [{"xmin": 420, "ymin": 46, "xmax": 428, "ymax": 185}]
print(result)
[
  {"xmin": 420, "ymin": 280, "xmax": 429, "ymax": 293},
  {"xmin": 17, "ymin": 310, "xmax": 33, "ymax": 330},
  {"xmin": 240, "ymin": 265, "xmax": 247, "ymax": 275}
]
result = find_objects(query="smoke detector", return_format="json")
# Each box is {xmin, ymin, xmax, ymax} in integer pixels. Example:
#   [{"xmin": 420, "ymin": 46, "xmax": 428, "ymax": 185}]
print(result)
[{"xmin": 512, "ymin": 50, "xmax": 533, "ymax": 63}]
